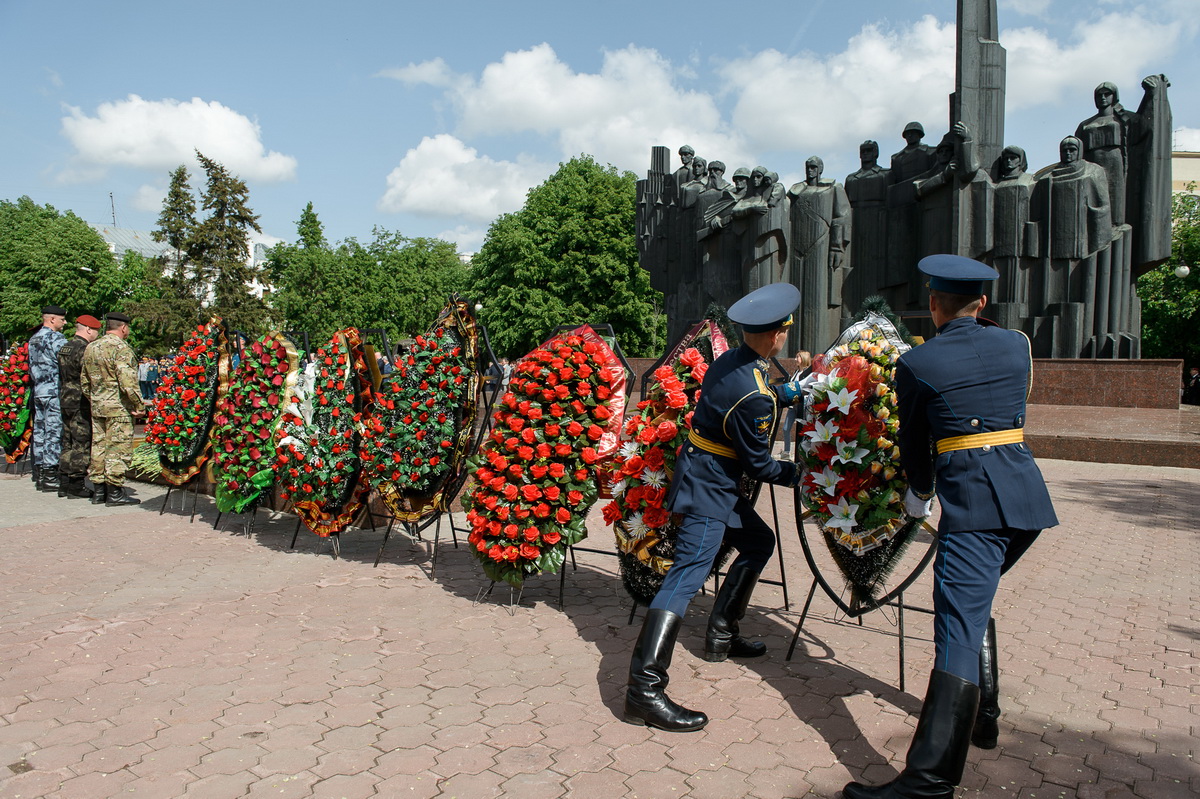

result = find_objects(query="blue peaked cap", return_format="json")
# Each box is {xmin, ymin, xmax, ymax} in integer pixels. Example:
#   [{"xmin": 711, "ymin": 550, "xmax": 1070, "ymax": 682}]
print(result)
[
  {"xmin": 919, "ymin": 254, "xmax": 999, "ymax": 295},
  {"xmin": 728, "ymin": 282, "xmax": 801, "ymax": 333}
]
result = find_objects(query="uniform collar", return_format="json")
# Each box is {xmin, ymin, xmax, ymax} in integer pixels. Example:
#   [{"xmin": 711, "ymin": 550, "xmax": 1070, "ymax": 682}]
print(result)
[{"xmin": 935, "ymin": 316, "xmax": 980, "ymax": 335}]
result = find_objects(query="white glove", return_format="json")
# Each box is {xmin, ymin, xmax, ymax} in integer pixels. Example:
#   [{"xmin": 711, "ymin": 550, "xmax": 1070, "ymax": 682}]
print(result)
[{"xmin": 905, "ymin": 488, "xmax": 934, "ymax": 519}]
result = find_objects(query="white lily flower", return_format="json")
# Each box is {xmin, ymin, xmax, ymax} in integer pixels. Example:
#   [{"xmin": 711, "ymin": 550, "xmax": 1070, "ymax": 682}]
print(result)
[
  {"xmin": 804, "ymin": 419, "xmax": 839, "ymax": 444},
  {"xmin": 826, "ymin": 387, "xmax": 859, "ymax": 415},
  {"xmin": 811, "ymin": 466, "xmax": 841, "ymax": 496},
  {"xmin": 824, "ymin": 496, "xmax": 860, "ymax": 533},
  {"xmin": 641, "ymin": 468, "xmax": 667, "ymax": 488},
  {"xmin": 832, "ymin": 439, "xmax": 871, "ymax": 466}
]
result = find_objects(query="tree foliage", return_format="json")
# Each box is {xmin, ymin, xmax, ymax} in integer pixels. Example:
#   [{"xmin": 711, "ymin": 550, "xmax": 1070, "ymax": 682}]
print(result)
[
  {"xmin": 1137, "ymin": 185, "xmax": 1200, "ymax": 366},
  {"xmin": 0, "ymin": 196, "xmax": 116, "ymax": 343},
  {"xmin": 267, "ymin": 204, "xmax": 469, "ymax": 348},
  {"xmin": 467, "ymin": 155, "xmax": 665, "ymax": 358}
]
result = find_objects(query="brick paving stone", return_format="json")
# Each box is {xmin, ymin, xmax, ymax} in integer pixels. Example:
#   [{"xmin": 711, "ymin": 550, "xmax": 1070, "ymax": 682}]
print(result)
[{"xmin": 0, "ymin": 460, "xmax": 1196, "ymax": 799}]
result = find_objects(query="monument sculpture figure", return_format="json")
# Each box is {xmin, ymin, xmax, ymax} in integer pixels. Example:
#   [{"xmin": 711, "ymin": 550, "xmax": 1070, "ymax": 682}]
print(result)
[
  {"xmin": 988, "ymin": 145, "xmax": 1038, "ymax": 330},
  {"xmin": 635, "ymin": 1, "xmax": 1174, "ymax": 359},
  {"xmin": 844, "ymin": 141, "xmax": 890, "ymax": 312},
  {"xmin": 788, "ymin": 156, "xmax": 851, "ymax": 353}
]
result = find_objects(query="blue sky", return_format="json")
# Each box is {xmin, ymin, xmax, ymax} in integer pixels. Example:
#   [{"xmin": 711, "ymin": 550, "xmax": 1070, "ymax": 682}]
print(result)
[{"xmin": 2, "ymin": 0, "xmax": 1197, "ymax": 256}]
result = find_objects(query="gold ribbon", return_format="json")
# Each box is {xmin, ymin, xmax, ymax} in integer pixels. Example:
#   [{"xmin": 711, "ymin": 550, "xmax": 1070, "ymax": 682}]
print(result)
[
  {"xmin": 936, "ymin": 428, "xmax": 1024, "ymax": 454},
  {"xmin": 687, "ymin": 429, "xmax": 738, "ymax": 460}
]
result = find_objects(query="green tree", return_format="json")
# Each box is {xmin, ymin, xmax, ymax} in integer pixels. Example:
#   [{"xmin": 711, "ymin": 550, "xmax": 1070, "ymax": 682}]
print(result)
[
  {"xmin": 147, "ymin": 164, "xmax": 204, "ymax": 339},
  {"xmin": 297, "ymin": 201, "xmax": 326, "ymax": 250},
  {"xmin": 467, "ymin": 155, "xmax": 664, "ymax": 358},
  {"xmin": 1137, "ymin": 186, "xmax": 1200, "ymax": 365},
  {"xmin": 191, "ymin": 151, "xmax": 272, "ymax": 334},
  {"xmin": 0, "ymin": 196, "xmax": 115, "ymax": 342}
]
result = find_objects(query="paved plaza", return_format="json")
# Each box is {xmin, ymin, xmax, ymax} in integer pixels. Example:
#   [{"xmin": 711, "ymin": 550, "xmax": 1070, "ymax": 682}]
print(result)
[{"xmin": 0, "ymin": 458, "xmax": 1197, "ymax": 798}]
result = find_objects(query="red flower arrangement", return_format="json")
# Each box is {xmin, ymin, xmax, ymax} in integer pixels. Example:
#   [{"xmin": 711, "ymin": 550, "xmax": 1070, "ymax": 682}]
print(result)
[
  {"xmin": 276, "ymin": 328, "xmax": 374, "ymax": 538},
  {"xmin": 362, "ymin": 299, "xmax": 480, "ymax": 522},
  {"xmin": 210, "ymin": 332, "xmax": 301, "ymax": 514},
  {"xmin": 462, "ymin": 325, "xmax": 627, "ymax": 586},
  {"xmin": 0, "ymin": 343, "xmax": 33, "ymax": 464},
  {"xmin": 600, "ymin": 321, "xmax": 728, "ymax": 603},
  {"xmin": 798, "ymin": 314, "xmax": 911, "ymax": 554},
  {"xmin": 144, "ymin": 318, "xmax": 231, "ymax": 484}
]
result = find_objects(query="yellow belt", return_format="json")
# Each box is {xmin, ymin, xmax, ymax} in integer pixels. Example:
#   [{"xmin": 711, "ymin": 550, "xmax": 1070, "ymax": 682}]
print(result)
[
  {"xmin": 936, "ymin": 428, "xmax": 1024, "ymax": 454},
  {"xmin": 688, "ymin": 430, "xmax": 738, "ymax": 460}
]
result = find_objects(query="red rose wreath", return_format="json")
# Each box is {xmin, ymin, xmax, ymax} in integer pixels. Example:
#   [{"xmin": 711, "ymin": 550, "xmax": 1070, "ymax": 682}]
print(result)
[
  {"xmin": 462, "ymin": 325, "xmax": 627, "ymax": 586},
  {"xmin": 0, "ymin": 343, "xmax": 33, "ymax": 464}
]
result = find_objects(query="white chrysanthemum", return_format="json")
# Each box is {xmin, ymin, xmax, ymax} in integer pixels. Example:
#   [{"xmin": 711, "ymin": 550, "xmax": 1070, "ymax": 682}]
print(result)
[
  {"xmin": 618, "ymin": 441, "xmax": 640, "ymax": 459},
  {"xmin": 609, "ymin": 477, "xmax": 628, "ymax": 497},
  {"xmin": 627, "ymin": 512, "xmax": 649, "ymax": 539},
  {"xmin": 641, "ymin": 468, "xmax": 667, "ymax": 488}
]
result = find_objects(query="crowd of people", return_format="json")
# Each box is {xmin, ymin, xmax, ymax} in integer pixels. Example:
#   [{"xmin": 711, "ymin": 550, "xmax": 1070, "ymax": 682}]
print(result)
[{"xmin": 24, "ymin": 305, "xmax": 145, "ymax": 506}]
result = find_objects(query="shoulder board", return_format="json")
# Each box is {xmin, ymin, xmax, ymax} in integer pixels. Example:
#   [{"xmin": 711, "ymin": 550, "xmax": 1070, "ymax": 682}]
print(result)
[{"xmin": 754, "ymin": 369, "xmax": 770, "ymax": 395}]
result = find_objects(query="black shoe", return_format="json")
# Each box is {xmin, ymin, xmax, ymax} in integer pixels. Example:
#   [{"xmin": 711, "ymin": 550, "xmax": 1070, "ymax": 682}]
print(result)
[
  {"xmin": 106, "ymin": 485, "xmax": 141, "ymax": 507},
  {"xmin": 90, "ymin": 483, "xmax": 108, "ymax": 504},
  {"xmin": 63, "ymin": 475, "xmax": 94, "ymax": 499},
  {"xmin": 843, "ymin": 670, "xmax": 981, "ymax": 799},
  {"xmin": 704, "ymin": 563, "xmax": 767, "ymax": 662},
  {"xmin": 624, "ymin": 609, "xmax": 708, "ymax": 732},
  {"xmin": 972, "ymin": 618, "xmax": 1000, "ymax": 749},
  {"xmin": 31, "ymin": 465, "xmax": 41, "ymax": 485},
  {"xmin": 38, "ymin": 467, "xmax": 61, "ymax": 493}
]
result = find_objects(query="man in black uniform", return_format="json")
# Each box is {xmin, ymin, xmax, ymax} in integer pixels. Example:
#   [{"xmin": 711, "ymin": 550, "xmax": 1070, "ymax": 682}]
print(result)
[
  {"xmin": 843, "ymin": 255, "xmax": 1057, "ymax": 799},
  {"xmin": 56, "ymin": 314, "xmax": 102, "ymax": 498},
  {"xmin": 624, "ymin": 283, "xmax": 805, "ymax": 732}
]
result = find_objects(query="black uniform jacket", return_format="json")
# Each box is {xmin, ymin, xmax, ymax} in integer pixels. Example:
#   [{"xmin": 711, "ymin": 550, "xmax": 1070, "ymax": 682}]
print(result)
[
  {"xmin": 667, "ymin": 344, "xmax": 798, "ymax": 524},
  {"xmin": 896, "ymin": 316, "xmax": 1058, "ymax": 534}
]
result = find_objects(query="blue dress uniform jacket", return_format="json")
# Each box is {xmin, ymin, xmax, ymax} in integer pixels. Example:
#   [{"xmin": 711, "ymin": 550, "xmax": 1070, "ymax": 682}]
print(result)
[
  {"xmin": 896, "ymin": 316, "xmax": 1058, "ymax": 534},
  {"xmin": 667, "ymin": 344, "xmax": 798, "ymax": 524}
]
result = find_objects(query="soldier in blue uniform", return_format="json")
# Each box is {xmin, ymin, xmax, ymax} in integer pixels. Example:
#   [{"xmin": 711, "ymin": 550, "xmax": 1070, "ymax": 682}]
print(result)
[
  {"xmin": 843, "ymin": 255, "xmax": 1058, "ymax": 799},
  {"xmin": 624, "ymin": 283, "xmax": 806, "ymax": 732},
  {"xmin": 28, "ymin": 305, "xmax": 69, "ymax": 492}
]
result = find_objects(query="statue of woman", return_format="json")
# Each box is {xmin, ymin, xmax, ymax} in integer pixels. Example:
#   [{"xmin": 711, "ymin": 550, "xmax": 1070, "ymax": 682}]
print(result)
[{"xmin": 1075, "ymin": 82, "xmax": 1133, "ymax": 225}]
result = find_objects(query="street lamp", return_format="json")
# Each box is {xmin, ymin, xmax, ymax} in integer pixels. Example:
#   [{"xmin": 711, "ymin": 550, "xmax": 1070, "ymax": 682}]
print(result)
[
  {"xmin": 1174, "ymin": 264, "xmax": 1191, "ymax": 278},
  {"xmin": 474, "ymin": 303, "xmax": 483, "ymax": 313}
]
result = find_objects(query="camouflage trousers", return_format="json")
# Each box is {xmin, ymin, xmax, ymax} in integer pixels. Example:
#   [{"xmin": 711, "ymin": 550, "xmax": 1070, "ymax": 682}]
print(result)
[
  {"xmin": 89, "ymin": 413, "xmax": 133, "ymax": 487},
  {"xmin": 59, "ymin": 408, "xmax": 93, "ymax": 479},
  {"xmin": 33, "ymin": 396, "xmax": 63, "ymax": 468}
]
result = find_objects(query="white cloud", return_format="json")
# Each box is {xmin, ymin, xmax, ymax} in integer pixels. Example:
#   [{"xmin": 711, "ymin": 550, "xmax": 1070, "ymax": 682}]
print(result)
[
  {"xmin": 59, "ymin": 94, "xmax": 297, "ymax": 183},
  {"xmin": 131, "ymin": 183, "xmax": 165, "ymax": 212},
  {"xmin": 716, "ymin": 16, "xmax": 957, "ymax": 157},
  {"xmin": 447, "ymin": 43, "xmax": 750, "ymax": 173},
  {"xmin": 1004, "ymin": 12, "xmax": 1181, "ymax": 112},
  {"xmin": 378, "ymin": 134, "xmax": 549, "ymax": 221},
  {"xmin": 1000, "ymin": 0, "xmax": 1052, "ymax": 17},
  {"xmin": 1176, "ymin": 127, "xmax": 1200, "ymax": 152},
  {"xmin": 376, "ymin": 57, "xmax": 463, "ymax": 89},
  {"xmin": 435, "ymin": 225, "xmax": 487, "ymax": 255}
]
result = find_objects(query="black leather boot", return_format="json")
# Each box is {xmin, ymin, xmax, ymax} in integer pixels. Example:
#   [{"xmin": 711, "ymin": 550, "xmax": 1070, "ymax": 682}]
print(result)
[
  {"xmin": 106, "ymin": 485, "xmax": 141, "ymax": 507},
  {"xmin": 842, "ymin": 670, "xmax": 981, "ymax": 799},
  {"xmin": 972, "ymin": 618, "xmax": 999, "ymax": 749},
  {"xmin": 38, "ymin": 466, "xmax": 61, "ymax": 493},
  {"xmin": 624, "ymin": 609, "xmax": 708, "ymax": 732},
  {"xmin": 63, "ymin": 475, "xmax": 94, "ymax": 499},
  {"xmin": 31, "ymin": 464, "xmax": 41, "ymax": 485},
  {"xmin": 704, "ymin": 563, "xmax": 767, "ymax": 662},
  {"xmin": 90, "ymin": 482, "xmax": 108, "ymax": 504}
]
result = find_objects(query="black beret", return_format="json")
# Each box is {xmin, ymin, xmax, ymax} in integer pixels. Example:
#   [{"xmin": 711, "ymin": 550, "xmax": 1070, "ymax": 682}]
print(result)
[
  {"xmin": 106, "ymin": 312, "xmax": 132, "ymax": 324},
  {"xmin": 43, "ymin": 305, "xmax": 66, "ymax": 316}
]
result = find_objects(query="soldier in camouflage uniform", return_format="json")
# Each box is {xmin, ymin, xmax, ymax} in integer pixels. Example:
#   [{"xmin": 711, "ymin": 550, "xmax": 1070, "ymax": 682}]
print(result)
[
  {"xmin": 56, "ymin": 314, "xmax": 102, "ymax": 498},
  {"xmin": 28, "ymin": 305, "xmax": 68, "ymax": 492},
  {"xmin": 80, "ymin": 312, "xmax": 144, "ymax": 506}
]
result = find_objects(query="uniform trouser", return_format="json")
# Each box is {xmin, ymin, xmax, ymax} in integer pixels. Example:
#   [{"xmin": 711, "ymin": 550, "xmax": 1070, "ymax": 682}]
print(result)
[
  {"xmin": 89, "ymin": 413, "xmax": 134, "ymax": 487},
  {"xmin": 59, "ymin": 407, "xmax": 92, "ymax": 479},
  {"xmin": 933, "ymin": 527, "xmax": 1040, "ymax": 684},
  {"xmin": 33, "ymin": 396, "xmax": 63, "ymax": 468},
  {"xmin": 649, "ymin": 504, "xmax": 776, "ymax": 618}
]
